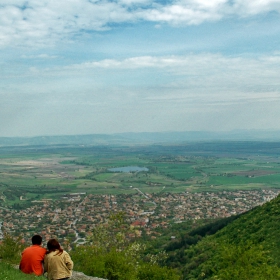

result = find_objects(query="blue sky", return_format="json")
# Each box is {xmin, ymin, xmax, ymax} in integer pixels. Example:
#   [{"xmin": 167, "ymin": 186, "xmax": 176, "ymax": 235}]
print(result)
[{"xmin": 1, "ymin": 0, "xmax": 280, "ymax": 137}]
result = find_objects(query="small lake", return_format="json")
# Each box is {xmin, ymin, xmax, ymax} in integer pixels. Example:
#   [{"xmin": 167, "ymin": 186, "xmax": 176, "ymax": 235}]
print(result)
[{"xmin": 108, "ymin": 166, "xmax": 149, "ymax": 173}]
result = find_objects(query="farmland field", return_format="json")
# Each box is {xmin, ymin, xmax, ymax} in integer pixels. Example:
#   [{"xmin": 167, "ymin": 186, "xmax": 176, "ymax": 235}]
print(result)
[{"xmin": 1, "ymin": 141, "xmax": 280, "ymax": 206}]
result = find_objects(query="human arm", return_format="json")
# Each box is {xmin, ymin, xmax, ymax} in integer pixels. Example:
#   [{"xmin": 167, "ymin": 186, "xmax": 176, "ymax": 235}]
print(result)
[
  {"xmin": 43, "ymin": 255, "xmax": 48, "ymax": 272},
  {"xmin": 64, "ymin": 252, "xmax": 74, "ymax": 270}
]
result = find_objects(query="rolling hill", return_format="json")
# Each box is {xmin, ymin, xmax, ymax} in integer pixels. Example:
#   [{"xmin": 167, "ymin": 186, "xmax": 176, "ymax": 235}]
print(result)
[{"xmin": 164, "ymin": 194, "xmax": 280, "ymax": 279}]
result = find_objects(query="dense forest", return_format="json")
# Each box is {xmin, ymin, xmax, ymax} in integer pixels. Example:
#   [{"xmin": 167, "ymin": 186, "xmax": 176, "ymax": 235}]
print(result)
[{"xmin": 159, "ymin": 194, "xmax": 280, "ymax": 279}]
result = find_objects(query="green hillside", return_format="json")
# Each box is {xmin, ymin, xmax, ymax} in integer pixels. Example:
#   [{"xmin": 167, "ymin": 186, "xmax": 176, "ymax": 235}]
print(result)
[
  {"xmin": 165, "ymin": 194, "xmax": 280, "ymax": 279},
  {"xmin": 2, "ymin": 195, "xmax": 280, "ymax": 279}
]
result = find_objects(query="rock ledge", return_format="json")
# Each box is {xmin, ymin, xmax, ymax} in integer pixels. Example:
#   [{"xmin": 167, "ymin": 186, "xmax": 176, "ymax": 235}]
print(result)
[{"xmin": 71, "ymin": 271, "xmax": 107, "ymax": 280}]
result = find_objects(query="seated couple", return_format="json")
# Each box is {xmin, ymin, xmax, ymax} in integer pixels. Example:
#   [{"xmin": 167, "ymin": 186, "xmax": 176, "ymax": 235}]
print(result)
[{"xmin": 19, "ymin": 235, "xmax": 73, "ymax": 280}]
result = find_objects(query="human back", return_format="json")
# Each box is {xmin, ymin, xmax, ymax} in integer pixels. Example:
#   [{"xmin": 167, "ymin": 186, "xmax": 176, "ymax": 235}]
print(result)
[
  {"xmin": 19, "ymin": 234, "xmax": 47, "ymax": 276},
  {"xmin": 44, "ymin": 238, "xmax": 73, "ymax": 280}
]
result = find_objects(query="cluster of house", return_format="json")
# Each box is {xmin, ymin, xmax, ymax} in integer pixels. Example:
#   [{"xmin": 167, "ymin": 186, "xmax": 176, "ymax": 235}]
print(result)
[{"xmin": 0, "ymin": 189, "xmax": 279, "ymax": 245}]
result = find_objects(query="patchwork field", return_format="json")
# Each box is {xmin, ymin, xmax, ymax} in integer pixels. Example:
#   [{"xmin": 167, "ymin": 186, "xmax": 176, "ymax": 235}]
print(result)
[{"xmin": 1, "ymin": 142, "xmax": 280, "ymax": 207}]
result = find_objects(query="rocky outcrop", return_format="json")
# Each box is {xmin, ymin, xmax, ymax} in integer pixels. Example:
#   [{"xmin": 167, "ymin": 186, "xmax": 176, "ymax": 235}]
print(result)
[
  {"xmin": 71, "ymin": 271, "xmax": 107, "ymax": 280},
  {"xmin": 13, "ymin": 264, "xmax": 106, "ymax": 280}
]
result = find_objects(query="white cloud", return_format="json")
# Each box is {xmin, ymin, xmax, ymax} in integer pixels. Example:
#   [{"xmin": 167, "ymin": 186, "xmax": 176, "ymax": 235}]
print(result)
[
  {"xmin": 3, "ymin": 53, "xmax": 280, "ymax": 102},
  {"xmin": 1, "ymin": 52, "xmax": 280, "ymax": 136},
  {"xmin": 66, "ymin": 53, "xmax": 280, "ymax": 77},
  {"xmin": 141, "ymin": 5, "xmax": 221, "ymax": 25},
  {"xmin": 141, "ymin": 0, "xmax": 228, "ymax": 24},
  {"xmin": 70, "ymin": 56, "xmax": 182, "ymax": 69},
  {"xmin": 1, "ymin": 0, "xmax": 280, "ymax": 47},
  {"xmin": 0, "ymin": 0, "xmax": 134, "ymax": 47},
  {"xmin": 21, "ymin": 54, "xmax": 57, "ymax": 59},
  {"xmin": 233, "ymin": 0, "xmax": 280, "ymax": 16}
]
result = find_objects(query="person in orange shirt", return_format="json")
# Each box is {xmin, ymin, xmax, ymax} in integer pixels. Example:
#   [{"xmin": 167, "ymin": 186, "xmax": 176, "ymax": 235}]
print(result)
[{"xmin": 19, "ymin": 235, "xmax": 47, "ymax": 276}]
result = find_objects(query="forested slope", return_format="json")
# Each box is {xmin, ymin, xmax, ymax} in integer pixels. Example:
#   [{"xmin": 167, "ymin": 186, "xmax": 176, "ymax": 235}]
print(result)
[{"xmin": 167, "ymin": 194, "xmax": 280, "ymax": 279}]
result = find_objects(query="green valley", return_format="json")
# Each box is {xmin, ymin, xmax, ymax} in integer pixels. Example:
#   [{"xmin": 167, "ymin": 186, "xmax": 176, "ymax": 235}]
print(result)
[{"xmin": 1, "ymin": 141, "xmax": 280, "ymax": 279}]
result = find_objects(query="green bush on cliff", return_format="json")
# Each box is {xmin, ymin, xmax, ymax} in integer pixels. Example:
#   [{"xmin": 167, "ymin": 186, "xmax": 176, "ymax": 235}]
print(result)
[
  {"xmin": 72, "ymin": 241, "xmax": 180, "ymax": 280},
  {"xmin": 72, "ymin": 244, "xmax": 139, "ymax": 280},
  {"xmin": 71, "ymin": 212, "xmax": 180, "ymax": 280},
  {"xmin": 137, "ymin": 263, "xmax": 181, "ymax": 280},
  {"xmin": 0, "ymin": 233, "xmax": 24, "ymax": 263}
]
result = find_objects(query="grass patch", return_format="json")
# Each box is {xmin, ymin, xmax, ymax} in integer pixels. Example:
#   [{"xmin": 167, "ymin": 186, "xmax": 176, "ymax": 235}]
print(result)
[{"xmin": 0, "ymin": 262, "xmax": 45, "ymax": 280}]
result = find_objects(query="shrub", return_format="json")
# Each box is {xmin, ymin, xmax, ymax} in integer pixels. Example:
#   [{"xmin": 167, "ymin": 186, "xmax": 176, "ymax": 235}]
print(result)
[
  {"xmin": 0, "ymin": 233, "xmax": 25, "ymax": 263},
  {"xmin": 72, "ymin": 243, "xmax": 140, "ymax": 280},
  {"xmin": 137, "ymin": 263, "xmax": 181, "ymax": 280},
  {"xmin": 71, "ymin": 212, "xmax": 181, "ymax": 280}
]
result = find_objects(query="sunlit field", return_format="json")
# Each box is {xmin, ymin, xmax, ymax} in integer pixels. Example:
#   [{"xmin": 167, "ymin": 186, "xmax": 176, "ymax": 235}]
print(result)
[{"xmin": 1, "ymin": 142, "xmax": 280, "ymax": 206}]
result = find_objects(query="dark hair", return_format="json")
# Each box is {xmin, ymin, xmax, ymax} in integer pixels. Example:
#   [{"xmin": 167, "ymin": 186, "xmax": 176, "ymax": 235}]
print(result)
[
  {"xmin": 46, "ymin": 239, "xmax": 63, "ymax": 255},
  {"xmin": 32, "ymin": 235, "xmax": 42, "ymax": 245}
]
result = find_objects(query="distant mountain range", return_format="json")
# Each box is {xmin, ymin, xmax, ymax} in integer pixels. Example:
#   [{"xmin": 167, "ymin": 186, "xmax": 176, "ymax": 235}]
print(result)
[{"xmin": 1, "ymin": 130, "xmax": 280, "ymax": 146}]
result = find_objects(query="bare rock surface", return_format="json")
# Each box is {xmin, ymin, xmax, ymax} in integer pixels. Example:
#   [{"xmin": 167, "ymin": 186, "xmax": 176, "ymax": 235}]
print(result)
[
  {"xmin": 12, "ymin": 265, "xmax": 106, "ymax": 280},
  {"xmin": 71, "ymin": 271, "xmax": 107, "ymax": 280}
]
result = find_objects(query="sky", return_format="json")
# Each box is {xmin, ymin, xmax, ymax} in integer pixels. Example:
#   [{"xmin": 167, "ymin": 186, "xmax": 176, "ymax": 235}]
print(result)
[{"xmin": 1, "ymin": 0, "xmax": 280, "ymax": 137}]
